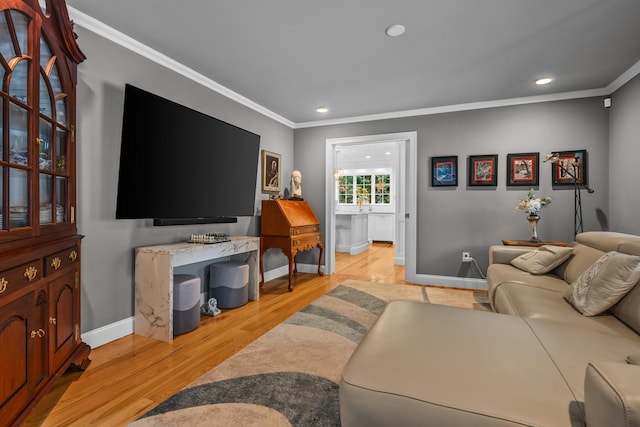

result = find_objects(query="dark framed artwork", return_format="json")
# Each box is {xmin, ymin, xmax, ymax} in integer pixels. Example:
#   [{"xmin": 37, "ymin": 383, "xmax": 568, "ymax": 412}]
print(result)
[
  {"xmin": 551, "ymin": 150, "xmax": 588, "ymax": 186},
  {"xmin": 261, "ymin": 149, "xmax": 281, "ymax": 192},
  {"xmin": 431, "ymin": 156, "xmax": 458, "ymax": 187},
  {"xmin": 507, "ymin": 152, "xmax": 539, "ymax": 186},
  {"xmin": 468, "ymin": 154, "xmax": 498, "ymax": 186}
]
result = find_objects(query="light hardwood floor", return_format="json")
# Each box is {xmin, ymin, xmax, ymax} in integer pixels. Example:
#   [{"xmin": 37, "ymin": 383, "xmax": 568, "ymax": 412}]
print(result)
[{"xmin": 23, "ymin": 243, "xmax": 412, "ymax": 426}]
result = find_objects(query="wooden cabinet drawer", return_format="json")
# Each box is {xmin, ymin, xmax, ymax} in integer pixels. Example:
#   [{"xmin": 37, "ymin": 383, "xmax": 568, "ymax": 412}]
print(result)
[
  {"xmin": 0, "ymin": 260, "xmax": 42, "ymax": 300},
  {"xmin": 290, "ymin": 224, "xmax": 319, "ymax": 235},
  {"xmin": 292, "ymin": 233, "xmax": 322, "ymax": 249},
  {"xmin": 45, "ymin": 246, "xmax": 79, "ymax": 276}
]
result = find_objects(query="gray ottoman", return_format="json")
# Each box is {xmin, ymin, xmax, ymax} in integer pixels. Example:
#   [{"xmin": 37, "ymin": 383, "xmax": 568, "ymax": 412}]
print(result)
[
  {"xmin": 173, "ymin": 274, "xmax": 200, "ymax": 336},
  {"xmin": 209, "ymin": 261, "xmax": 249, "ymax": 308}
]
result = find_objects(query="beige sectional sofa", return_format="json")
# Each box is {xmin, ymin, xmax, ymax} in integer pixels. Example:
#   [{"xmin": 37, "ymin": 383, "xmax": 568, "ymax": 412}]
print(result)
[{"xmin": 340, "ymin": 231, "xmax": 640, "ymax": 427}]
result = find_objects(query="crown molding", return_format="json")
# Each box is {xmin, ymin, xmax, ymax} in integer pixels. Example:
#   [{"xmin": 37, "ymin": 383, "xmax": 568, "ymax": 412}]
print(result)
[
  {"xmin": 67, "ymin": 6, "xmax": 295, "ymax": 129},
  {"xmin": 607, "ymin": 58, "xmax": 640, "ymax": 93},
  {"xmin": 294, "ymin": 89, "xmax": 608, "ymax": 129}
]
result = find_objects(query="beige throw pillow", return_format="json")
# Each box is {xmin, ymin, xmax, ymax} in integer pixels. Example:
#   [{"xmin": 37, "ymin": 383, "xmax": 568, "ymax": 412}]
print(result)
[
  {"xmin": 510, "ymin": 245, "xmax": 574, "ymax": 275},
  {"xmin": 564, "ymin": 251, "xmax": 640, "ymax": 316}
]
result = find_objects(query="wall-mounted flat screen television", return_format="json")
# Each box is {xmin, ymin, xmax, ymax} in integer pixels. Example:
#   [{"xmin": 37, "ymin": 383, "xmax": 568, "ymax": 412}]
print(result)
[{"xmin": 116, "ymin": 84, "xmax": 261, "ymax": 225}]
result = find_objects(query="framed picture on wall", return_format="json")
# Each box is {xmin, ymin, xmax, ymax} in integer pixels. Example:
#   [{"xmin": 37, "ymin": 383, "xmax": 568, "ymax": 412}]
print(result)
[
  {"xmin": 551, "ymin": 150, "xmax": 588, "ymax": 186},
  {"xmin": 468, "ymin": 154, "xmax": 498, "ymax": 186},
  {"xmin": 431, "ymin": 156, "xmax": 458, "ymax": 187},
  {"xmin": 506, "ymin": 152, "xmax": 539, "ymax": 186},
  {"xmin": 261, "ymin": 150, "xmax": 281, "ymax": 192}
]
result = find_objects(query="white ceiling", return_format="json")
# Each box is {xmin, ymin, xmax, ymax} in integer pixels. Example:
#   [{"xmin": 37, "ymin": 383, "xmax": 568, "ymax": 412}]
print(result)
[{"xmin": 66, "ymin": 0, "xmax": 640, "ymax": 127}]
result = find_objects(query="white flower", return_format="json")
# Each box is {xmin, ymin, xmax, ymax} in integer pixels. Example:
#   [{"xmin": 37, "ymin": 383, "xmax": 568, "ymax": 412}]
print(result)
[{"xmin": 516, "ymin": 189, "xmax": 551, "ymax": 215}]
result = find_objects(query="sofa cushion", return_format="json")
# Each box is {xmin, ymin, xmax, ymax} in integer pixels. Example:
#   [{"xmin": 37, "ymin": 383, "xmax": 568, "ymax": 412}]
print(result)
[
  {"xmin": 524, "ymin": 318, "xmax": 640, "ymax": 402},
  {"xmin": 510, "ymin": 245, "xmax": 573, "ymax": 274},
  {"xmin": 487, "ymin": 263, "xmax": 566, "ymax": 310},
  {"xmin": 493, "ymin": 281, "xmax": 640, "ymax": 340},
  {"xmin": 577, "ymin": 231, "xmax": 640, "ymax": 253},
  {"xmin": 554, "ymin": 242, "xmax": 607, "ymax": 284},
  {"xmin": 564, "ymin": 251, "xmax": 640, "ymax": 316},
  {"xmin": 340, "ymin": 302, "xmax": 584, "ymax": 427},
  {"xmin": 612, "ymin": 281, "xmax": 640, "ymax": 335}
]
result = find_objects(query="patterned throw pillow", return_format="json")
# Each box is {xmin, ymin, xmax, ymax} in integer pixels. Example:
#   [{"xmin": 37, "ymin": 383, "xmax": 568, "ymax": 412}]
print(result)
[
  {"xmin": 510, "ymin": 245, "xmax": 574, "ymax": 275},
  {"xmin": 564, "ymin": 251, "xmax": 640, "ymax": 316}
]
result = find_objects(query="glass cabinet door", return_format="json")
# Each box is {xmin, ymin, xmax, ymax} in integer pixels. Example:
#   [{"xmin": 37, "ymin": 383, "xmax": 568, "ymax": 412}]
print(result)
[
  {"xmin": 1, "ymin": 7, "xmax": 73, "ymax": 232},
  {"xmin": 1, "ymin": 10, "xmax": 32, "ymax": 230}
]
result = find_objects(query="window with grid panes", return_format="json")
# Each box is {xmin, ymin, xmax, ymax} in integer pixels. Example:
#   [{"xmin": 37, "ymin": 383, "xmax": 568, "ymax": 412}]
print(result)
[
  {"xmin": 374, "ymin": 174, "xmax": 391, "ymax": 204},
  {"xmin": 338, "ymin": 175, "xmax": 354, "ymax": 204}
]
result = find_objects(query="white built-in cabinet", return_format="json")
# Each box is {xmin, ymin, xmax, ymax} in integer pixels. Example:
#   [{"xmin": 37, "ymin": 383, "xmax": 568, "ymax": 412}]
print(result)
[{"xmin": 369, "ymin": 213, "xmax": 395, "ymax": 242}]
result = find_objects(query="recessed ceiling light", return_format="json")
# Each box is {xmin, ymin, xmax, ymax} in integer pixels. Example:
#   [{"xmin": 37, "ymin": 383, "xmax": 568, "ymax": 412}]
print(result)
[
  {"xmin": 365, "ymin": 155, "xmax": 371, "ymax": 159},
  {"xmin": 385, "ymin": 152, "xmax": 391, "ymax": 156},
  {"xmin": 316, "ymin": 106, "xmax": 329, "ymax": 113},
  {"xmin": 535, "ymin": 77, "xmax": 554, "ymax": 85},
  {"xmin": 385, "ymin": 24, "xmax": 406, "ymax": 37}
]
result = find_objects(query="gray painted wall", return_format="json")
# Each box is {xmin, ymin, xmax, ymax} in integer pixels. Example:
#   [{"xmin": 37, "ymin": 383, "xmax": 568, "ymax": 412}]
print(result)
[
  {"xmin": 609, "ymin": 74, "xmax": 640, "ymax": 234},
  {"xmin": 74, "ymin": 27, "xmax": 294, "ymax": 332},
  {"xmin": 73, "ymin": 25, "xmax": 638, "ymax": 336},
  {"xmin": 294, "ymin": 98, "xmax": 611, "ymax": 278}
]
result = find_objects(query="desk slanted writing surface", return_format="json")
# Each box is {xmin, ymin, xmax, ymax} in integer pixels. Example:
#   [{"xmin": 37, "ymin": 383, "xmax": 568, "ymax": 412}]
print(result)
[{"xmin": 260, "ymin": 200, "xmax": 324, "ymax": 290}]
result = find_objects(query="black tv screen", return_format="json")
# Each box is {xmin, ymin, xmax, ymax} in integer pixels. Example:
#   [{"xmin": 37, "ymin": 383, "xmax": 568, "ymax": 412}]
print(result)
[{"xmin": 116, "ymin": 84, "xmax": 261, "ymax": 224}]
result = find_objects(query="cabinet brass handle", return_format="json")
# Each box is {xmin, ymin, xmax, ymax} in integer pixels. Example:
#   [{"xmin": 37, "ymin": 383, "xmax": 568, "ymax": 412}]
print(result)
[
  {"xmin": 69, "ymin": 250, "xmax": 77, "ymax": 262},
  {"xmin": 24, "ymin": 266, "xmax": 38, "ymax": 281},
  {"xmin": 30, "ymin": 329, "xmax": 45, "ymax": 338},
  {"xmin": 49, "ymin": 317, "xmax": 57, "ymax": 324},
  {"xmin": 0, "ymin": 277, "xmax": 7, "ymax": 293},
  {"xmin": 51, "ymin": 257, "xmax": 61, "ymax": 270}
]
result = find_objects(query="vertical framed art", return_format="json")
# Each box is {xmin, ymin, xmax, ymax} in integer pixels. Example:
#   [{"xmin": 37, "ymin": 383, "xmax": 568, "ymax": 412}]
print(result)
[
  {"xmin": 431, "ymin": 156, "xmax": 458, "ymax": 187},
  {"xmin": 468, "ymin": 154, "xmax": 498, "ymax": 186},
  {"xmin": 261, "ymin": 150, "xmax": 281, "ymax": 192},
  {"xmin": 551, "ymin": 150, "xmax": 588, "ymax": 186},
  {"xmin": 507, "ymin": 152, "xmax": 539, "ymax": 186}
]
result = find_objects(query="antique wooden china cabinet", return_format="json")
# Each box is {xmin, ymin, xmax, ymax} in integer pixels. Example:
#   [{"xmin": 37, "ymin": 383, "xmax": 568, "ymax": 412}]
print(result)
[{"xmin": 0, "ymin": 0, "xmax": 89, "ymax": 425}]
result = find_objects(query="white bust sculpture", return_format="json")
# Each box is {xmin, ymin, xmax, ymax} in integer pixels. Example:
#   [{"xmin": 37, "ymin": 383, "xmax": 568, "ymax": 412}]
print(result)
[{"xmin": 291, "ymin": 170, "xmax": 302, "ymax": 198}]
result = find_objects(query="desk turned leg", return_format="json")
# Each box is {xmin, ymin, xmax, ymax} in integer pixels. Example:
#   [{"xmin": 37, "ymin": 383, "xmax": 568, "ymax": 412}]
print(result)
[
  {"xmin": 317, "ymin": 243, "xmax": 324, "ymax": 276},
  {"xmin": 287, "ymin": 251, "xmax": 296, "ymax": 291}
]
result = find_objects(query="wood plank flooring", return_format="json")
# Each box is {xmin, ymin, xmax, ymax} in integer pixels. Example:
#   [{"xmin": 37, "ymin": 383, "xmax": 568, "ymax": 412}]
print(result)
[{"xmin": 21, "ymin": 243, "xmax": 420, "ymax": 426}]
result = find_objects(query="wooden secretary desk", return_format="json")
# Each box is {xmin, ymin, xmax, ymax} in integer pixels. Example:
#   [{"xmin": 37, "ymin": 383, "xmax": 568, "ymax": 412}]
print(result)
[{"xmin": 260, "ymin": 200, "xmax": 324, "ymax": 291}]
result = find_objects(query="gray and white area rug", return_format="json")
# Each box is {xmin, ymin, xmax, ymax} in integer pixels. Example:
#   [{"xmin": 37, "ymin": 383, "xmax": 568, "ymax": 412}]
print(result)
[{"xmin": 131, "ymin": 280, "xmax": 489, "ymax": 427}]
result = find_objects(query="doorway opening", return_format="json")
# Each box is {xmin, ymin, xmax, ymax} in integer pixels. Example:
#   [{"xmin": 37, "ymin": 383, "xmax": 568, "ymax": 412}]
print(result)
[{"xmin": 324, "ymin": 132, "xmax": 417, "ymax": 282}]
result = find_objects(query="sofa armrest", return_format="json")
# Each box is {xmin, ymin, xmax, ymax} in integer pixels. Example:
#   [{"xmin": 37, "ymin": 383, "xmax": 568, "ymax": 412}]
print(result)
[
  {"xmin": 584, "ymin": 362, "xmax": 640, "ymax": 427},
  {"xmin": 488, "ymin": 245, "xmax": 534, "ymax": 265}
]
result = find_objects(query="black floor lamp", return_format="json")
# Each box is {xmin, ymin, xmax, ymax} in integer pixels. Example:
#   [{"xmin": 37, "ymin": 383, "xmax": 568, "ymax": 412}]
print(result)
[{"xmin": 545, "ymin": 153, "xmax": 595, "ymax": 238}]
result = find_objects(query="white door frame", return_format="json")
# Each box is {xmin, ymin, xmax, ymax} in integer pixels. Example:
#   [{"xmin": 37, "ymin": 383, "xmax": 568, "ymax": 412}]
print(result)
[{"xmin": 324, "ymin": 131, "xmax": 417, "ymax": 282}]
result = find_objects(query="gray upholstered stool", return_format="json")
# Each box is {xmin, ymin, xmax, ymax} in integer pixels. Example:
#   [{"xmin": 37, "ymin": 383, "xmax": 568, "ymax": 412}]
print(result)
[
  {"xmin": 209, "ymin": 261, "xmax": 249, "ymax": 308},
  {"xmin": 173, "ymin": 274, "xmax": 201, "ymax": 336}
]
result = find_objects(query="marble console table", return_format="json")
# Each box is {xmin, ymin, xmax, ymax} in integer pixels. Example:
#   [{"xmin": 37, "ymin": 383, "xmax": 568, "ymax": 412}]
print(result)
[{"xmin": 135, "ymin": 236, "xmax": 260, "ymax": 342}]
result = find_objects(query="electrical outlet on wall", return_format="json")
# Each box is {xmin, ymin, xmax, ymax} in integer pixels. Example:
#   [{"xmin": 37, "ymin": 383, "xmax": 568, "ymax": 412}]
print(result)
[{"xmin": 462, "ymin": 252, "xmax": 473, "ymax": 262}]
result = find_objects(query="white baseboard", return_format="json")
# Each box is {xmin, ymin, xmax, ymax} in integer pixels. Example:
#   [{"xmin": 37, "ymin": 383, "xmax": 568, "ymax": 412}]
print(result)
[
  {"xmin": 81, "ymin": 316, "xmax": 134, "ymax": 349},
  {"xmin": 82, "ymin": 268, "xmax": 480, "ymax": 348}
]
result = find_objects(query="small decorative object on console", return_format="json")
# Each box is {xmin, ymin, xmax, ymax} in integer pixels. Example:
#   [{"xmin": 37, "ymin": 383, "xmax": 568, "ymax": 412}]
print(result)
[
  {"xmin": 189, "ymin": 233, "xmax": 230, "ymax": 244},
  {"xmin": 291, "ymin": 170, "xmax": 303, "ymax": 198}
]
